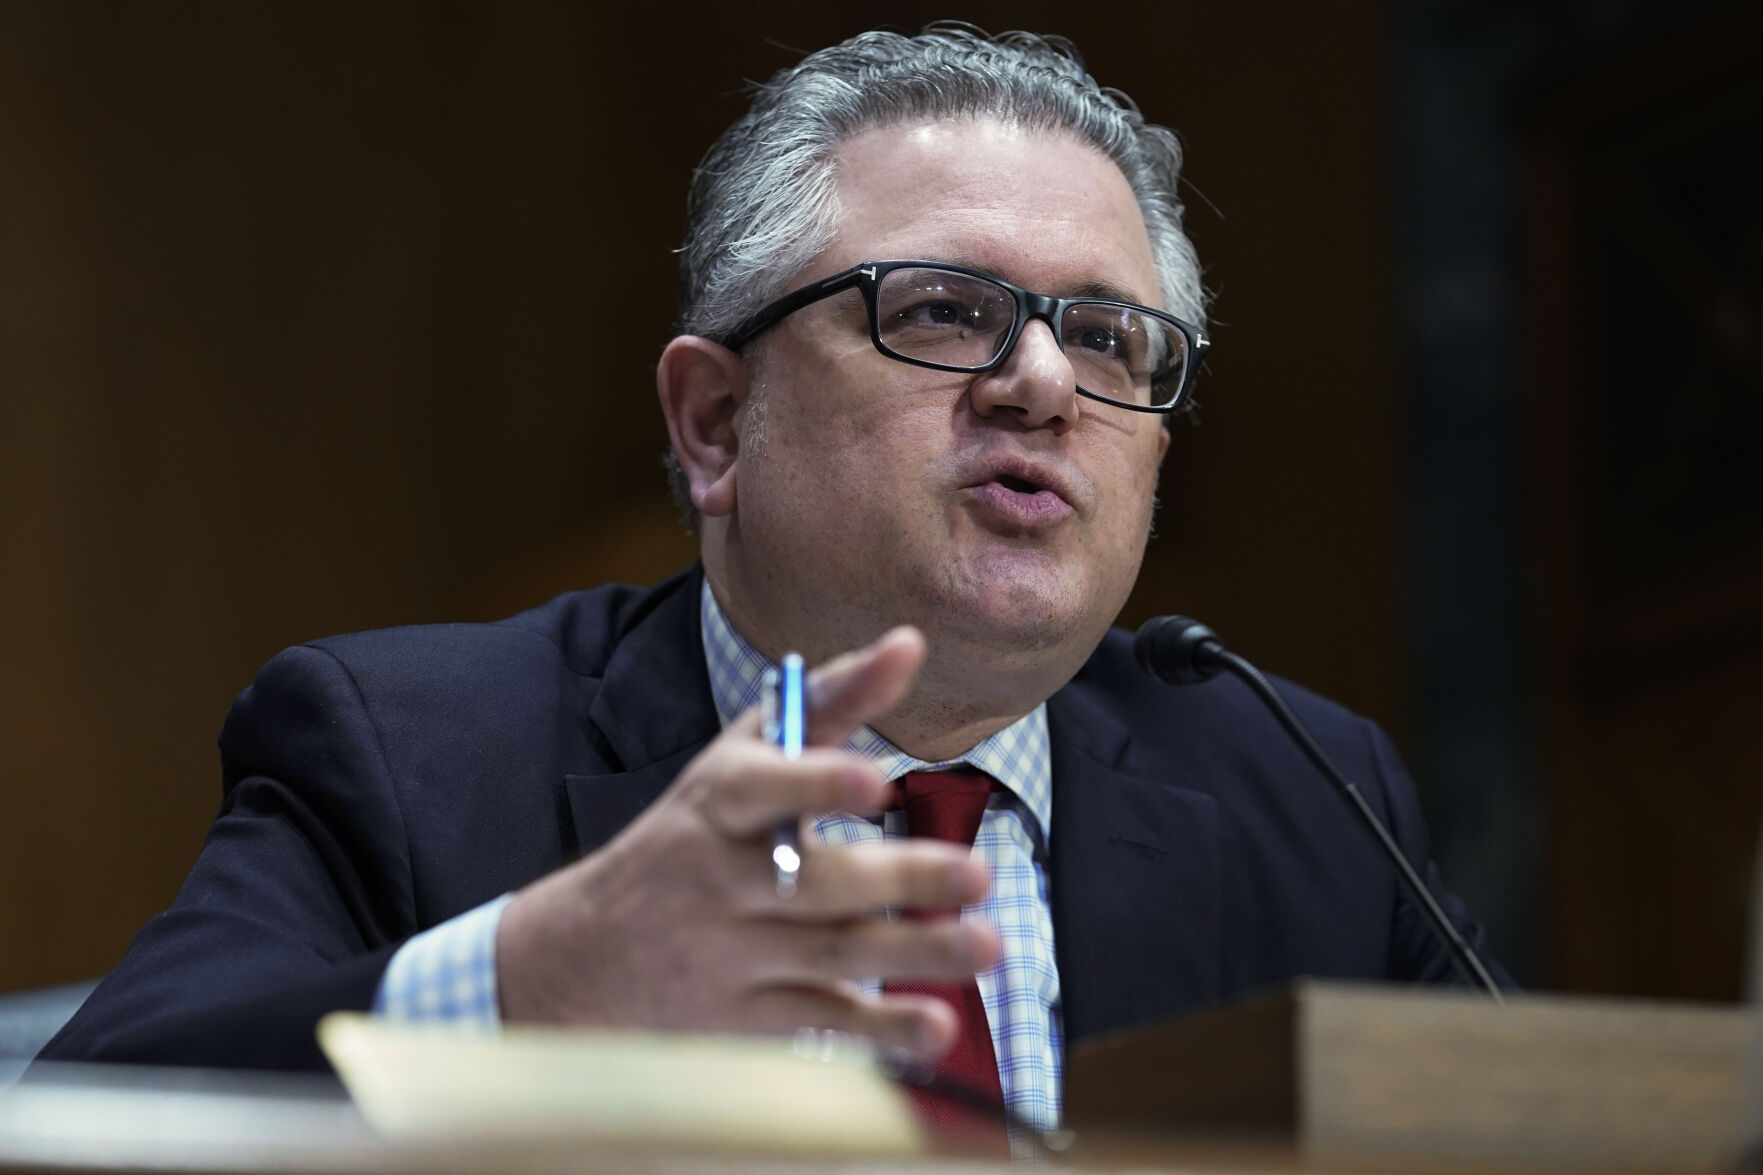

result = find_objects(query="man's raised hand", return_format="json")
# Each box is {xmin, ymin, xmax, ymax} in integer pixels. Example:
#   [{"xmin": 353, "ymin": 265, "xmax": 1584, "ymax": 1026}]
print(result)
[{"xmin": 495, "ymin": 626, "xmax": 999, "ymax": 1060}]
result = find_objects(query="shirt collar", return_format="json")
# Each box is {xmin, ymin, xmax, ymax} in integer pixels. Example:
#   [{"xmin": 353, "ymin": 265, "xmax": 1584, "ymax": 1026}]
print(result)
[{"xmin": 699, "ymin": 579, "xmax": 1052, "ymax": 838}]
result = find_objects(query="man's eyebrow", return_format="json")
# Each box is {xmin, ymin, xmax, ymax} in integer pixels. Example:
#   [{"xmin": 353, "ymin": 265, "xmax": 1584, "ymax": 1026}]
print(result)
[
  {"xmin": 1069, "ymin": 278, "xmax": 1151, "ymax": 305},
  {"xmin": 933, "ymin": 256, "xmax": 1154, "ymax": 307}
]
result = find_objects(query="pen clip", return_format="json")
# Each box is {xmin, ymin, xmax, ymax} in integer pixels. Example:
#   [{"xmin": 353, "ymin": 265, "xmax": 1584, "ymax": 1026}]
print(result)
[{"xmin": 761, "ymin": 667, "xmax": 781, "ymax": 747}]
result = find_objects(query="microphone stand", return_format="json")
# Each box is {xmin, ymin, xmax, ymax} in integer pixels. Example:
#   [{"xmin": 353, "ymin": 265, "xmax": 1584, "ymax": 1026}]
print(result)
[
  {"xmin": 1214, "ymin": 647, "xmax": 1505, "ymax": 1002},
  {"xmin": 1136, "ymin": 615, "xmax": 1505, "ymax": 1002}
]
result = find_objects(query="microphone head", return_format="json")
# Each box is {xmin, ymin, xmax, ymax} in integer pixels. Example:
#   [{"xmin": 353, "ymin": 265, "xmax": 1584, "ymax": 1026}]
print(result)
[{"xmin": 1134, "ymin": 615, "xmax": 1227, "ymax": 684}]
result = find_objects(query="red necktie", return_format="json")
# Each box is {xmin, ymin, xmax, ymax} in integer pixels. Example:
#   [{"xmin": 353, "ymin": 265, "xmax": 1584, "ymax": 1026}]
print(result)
[{"xmin": 884, "ymin": 768, "xmax": 1008, "ymax": 1150}]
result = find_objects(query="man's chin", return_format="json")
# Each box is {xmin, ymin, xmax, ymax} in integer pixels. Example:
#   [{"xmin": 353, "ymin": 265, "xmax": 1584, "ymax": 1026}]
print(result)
[
  {"xmin": 920, "ymin": 576, "xmax": 1099, "ymax": 662},
  {"xmin": 889, "ymin": 545, "xmax": 1129, "ymax": 670}
]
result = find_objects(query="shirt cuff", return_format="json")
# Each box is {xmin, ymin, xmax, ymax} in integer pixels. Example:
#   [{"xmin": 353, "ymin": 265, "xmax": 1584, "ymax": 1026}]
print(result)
[{"xmin": 372, "ymin": 893, "xmax": 513, "ymax": 1026}]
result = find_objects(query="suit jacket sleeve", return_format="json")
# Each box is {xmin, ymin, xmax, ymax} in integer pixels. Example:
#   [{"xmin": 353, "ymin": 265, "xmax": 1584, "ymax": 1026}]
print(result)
[
  {"xmin": 38, "ymin": 643, "xmax": 421, "ymax": 1070},
  {"xmin": 36, "ymin": 572, "xmax": 705, "ymax": 1072}
]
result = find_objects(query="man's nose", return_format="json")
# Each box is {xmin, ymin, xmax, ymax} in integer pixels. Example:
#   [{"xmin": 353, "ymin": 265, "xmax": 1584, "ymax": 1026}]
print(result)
[{"xmin": 968, "ymin": 318, "xmax": 1079, "ymax": 432}]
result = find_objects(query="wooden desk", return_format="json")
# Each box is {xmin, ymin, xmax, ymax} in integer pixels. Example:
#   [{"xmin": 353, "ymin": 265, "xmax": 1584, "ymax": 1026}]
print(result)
[
  {"xmin": 0, "ymin": 1069, "xmax": 1743, "ymax": 1175},
  {"xmin": 7, "ymin": 983, "xmax": 1758, "ymax": 1175}
]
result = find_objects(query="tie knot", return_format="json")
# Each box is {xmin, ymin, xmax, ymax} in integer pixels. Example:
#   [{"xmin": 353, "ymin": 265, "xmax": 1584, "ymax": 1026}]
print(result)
[{"xmin": 891, "ymin": 768, "xmax": 994, "ymax": 847}]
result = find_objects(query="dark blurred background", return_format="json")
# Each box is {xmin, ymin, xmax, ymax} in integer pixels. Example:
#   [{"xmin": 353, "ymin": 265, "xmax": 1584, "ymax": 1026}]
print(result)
[{"xmin": 2, "ymin": 0, "xmax": 1759, "ymax": 1003}]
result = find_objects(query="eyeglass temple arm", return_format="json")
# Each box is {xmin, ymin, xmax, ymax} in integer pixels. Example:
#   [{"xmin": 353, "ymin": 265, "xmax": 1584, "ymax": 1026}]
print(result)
[{"xmin": 721, "ymin": 266, "xmax": 868, "ymax": 352}]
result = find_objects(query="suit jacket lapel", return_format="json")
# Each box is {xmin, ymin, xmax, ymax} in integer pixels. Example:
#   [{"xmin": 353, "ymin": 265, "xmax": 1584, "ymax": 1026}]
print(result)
[
  {"xmin": 1048, "ymin": 682, "xmax": 1222, "ymax": 1045},
  {"xmin": 562, "ymin": 568, "xmax": 721, "ymax": 855}
]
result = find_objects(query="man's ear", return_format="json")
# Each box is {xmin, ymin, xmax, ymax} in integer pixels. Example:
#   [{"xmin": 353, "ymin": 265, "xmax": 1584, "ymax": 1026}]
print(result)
[{"xmin": 657, "ymin": 335, "xmax": 748, "ymax": 518}]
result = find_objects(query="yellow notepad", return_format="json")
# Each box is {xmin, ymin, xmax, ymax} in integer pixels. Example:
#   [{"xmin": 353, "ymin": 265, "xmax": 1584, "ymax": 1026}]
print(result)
[{"xmin": 319, "ymin": 1014, "xmax": 923, "ymax": 1158}]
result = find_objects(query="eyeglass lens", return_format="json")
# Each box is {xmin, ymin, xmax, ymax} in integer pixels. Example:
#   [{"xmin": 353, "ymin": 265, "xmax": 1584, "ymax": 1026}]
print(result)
[{"xmin": 873, "ymin": 267, "xmax": 1188, "ymax": 408}]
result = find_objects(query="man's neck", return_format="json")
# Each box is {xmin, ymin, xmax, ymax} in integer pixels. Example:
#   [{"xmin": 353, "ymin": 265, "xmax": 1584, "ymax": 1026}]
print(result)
[{"xmin": 866, "ymin": 699, "xmax": 1031, "ymax": 764}]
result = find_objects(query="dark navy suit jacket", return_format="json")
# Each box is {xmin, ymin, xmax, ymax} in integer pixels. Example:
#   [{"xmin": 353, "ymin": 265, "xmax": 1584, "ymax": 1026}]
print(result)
[{"xmin": 42, "ymin": 566, "xmax": 1502, "ymax": 1071}]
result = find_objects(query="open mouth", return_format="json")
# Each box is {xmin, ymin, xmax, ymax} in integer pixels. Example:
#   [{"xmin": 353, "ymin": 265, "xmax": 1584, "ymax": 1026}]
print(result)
[
  {"xmin": 966, "ymin": 464, "xmax": 1074, "ymax": 527},
  {"xmin": 962, "ymin": 456, "xmax": 1078, "ymax": 524}
]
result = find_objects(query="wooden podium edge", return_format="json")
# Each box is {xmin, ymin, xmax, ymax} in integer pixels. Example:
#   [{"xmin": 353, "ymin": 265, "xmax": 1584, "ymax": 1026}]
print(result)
[
  {"xmin": 1064, "ymin": 979, "xmax": 1758, "ymax": 1170},
  {"xmin": 1063, "ymin": 982, "xmax": 1300, "ymax": 1135}
]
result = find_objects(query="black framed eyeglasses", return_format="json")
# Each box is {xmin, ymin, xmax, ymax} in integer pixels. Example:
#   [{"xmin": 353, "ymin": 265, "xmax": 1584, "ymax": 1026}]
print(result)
[{"xmin": 720, "ymin": 260, "xmax": 1209, "ymax": 414}]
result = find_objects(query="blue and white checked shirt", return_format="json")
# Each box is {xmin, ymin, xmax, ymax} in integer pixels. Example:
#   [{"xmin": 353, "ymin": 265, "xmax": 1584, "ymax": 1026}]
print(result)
[{"xmin": 374, "ymin": 582, "xmax": 1066, "ymax": 1134}]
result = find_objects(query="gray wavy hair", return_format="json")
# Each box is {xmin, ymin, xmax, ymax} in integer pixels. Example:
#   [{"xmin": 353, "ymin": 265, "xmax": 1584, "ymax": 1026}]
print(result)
[{"xmin": 664, "ymin": 24, "xmax": 1206, "ymax": 526}]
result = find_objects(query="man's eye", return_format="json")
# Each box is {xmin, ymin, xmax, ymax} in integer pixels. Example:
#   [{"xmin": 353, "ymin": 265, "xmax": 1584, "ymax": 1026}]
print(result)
[
  {"xmin": 1073, "ymin": 325, "xmax": 1123, "ymax": 355},
  {"xmin": 905, "ymin": 298, "xmax": 977, "ymax": 326}
]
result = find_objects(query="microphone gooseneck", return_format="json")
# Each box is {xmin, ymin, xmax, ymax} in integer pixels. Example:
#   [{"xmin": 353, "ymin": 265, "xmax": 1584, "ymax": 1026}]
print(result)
[{"xmin": 1133, "ymin": 616, "xmax": 1506, "ymax": 1003}]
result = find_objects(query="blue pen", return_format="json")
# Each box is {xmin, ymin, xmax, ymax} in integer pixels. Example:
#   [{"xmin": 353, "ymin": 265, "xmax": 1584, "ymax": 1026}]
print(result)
[{"xmin": 767, "ymin": 652, "xmax": 807, "ymax": 898}]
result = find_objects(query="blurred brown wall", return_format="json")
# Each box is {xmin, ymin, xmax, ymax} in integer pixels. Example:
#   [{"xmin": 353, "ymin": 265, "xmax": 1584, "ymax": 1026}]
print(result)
[
  {"xmin": 0, "ymin": 0, "xmax": 1413, "ymax": 992},
  {"xmin": 1526, "ymin": 7, "xmax": 1763, "ymax": 999}
]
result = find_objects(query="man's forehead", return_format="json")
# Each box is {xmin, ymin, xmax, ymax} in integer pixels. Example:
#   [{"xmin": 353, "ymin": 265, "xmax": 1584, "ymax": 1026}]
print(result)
[
  {"xmin": 828, "ymin": 118, "xmax": 1131, "ymax": 213},
  {"xmin": 820, "ymin": 118, "xmax": 1162, "ymax": 306}
]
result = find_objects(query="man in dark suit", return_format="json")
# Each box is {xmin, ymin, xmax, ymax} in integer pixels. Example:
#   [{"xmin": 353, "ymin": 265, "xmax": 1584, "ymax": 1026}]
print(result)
[{"xmin": 43, "ymin": 26, "xmax": 1502, "ymax": 1134}]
